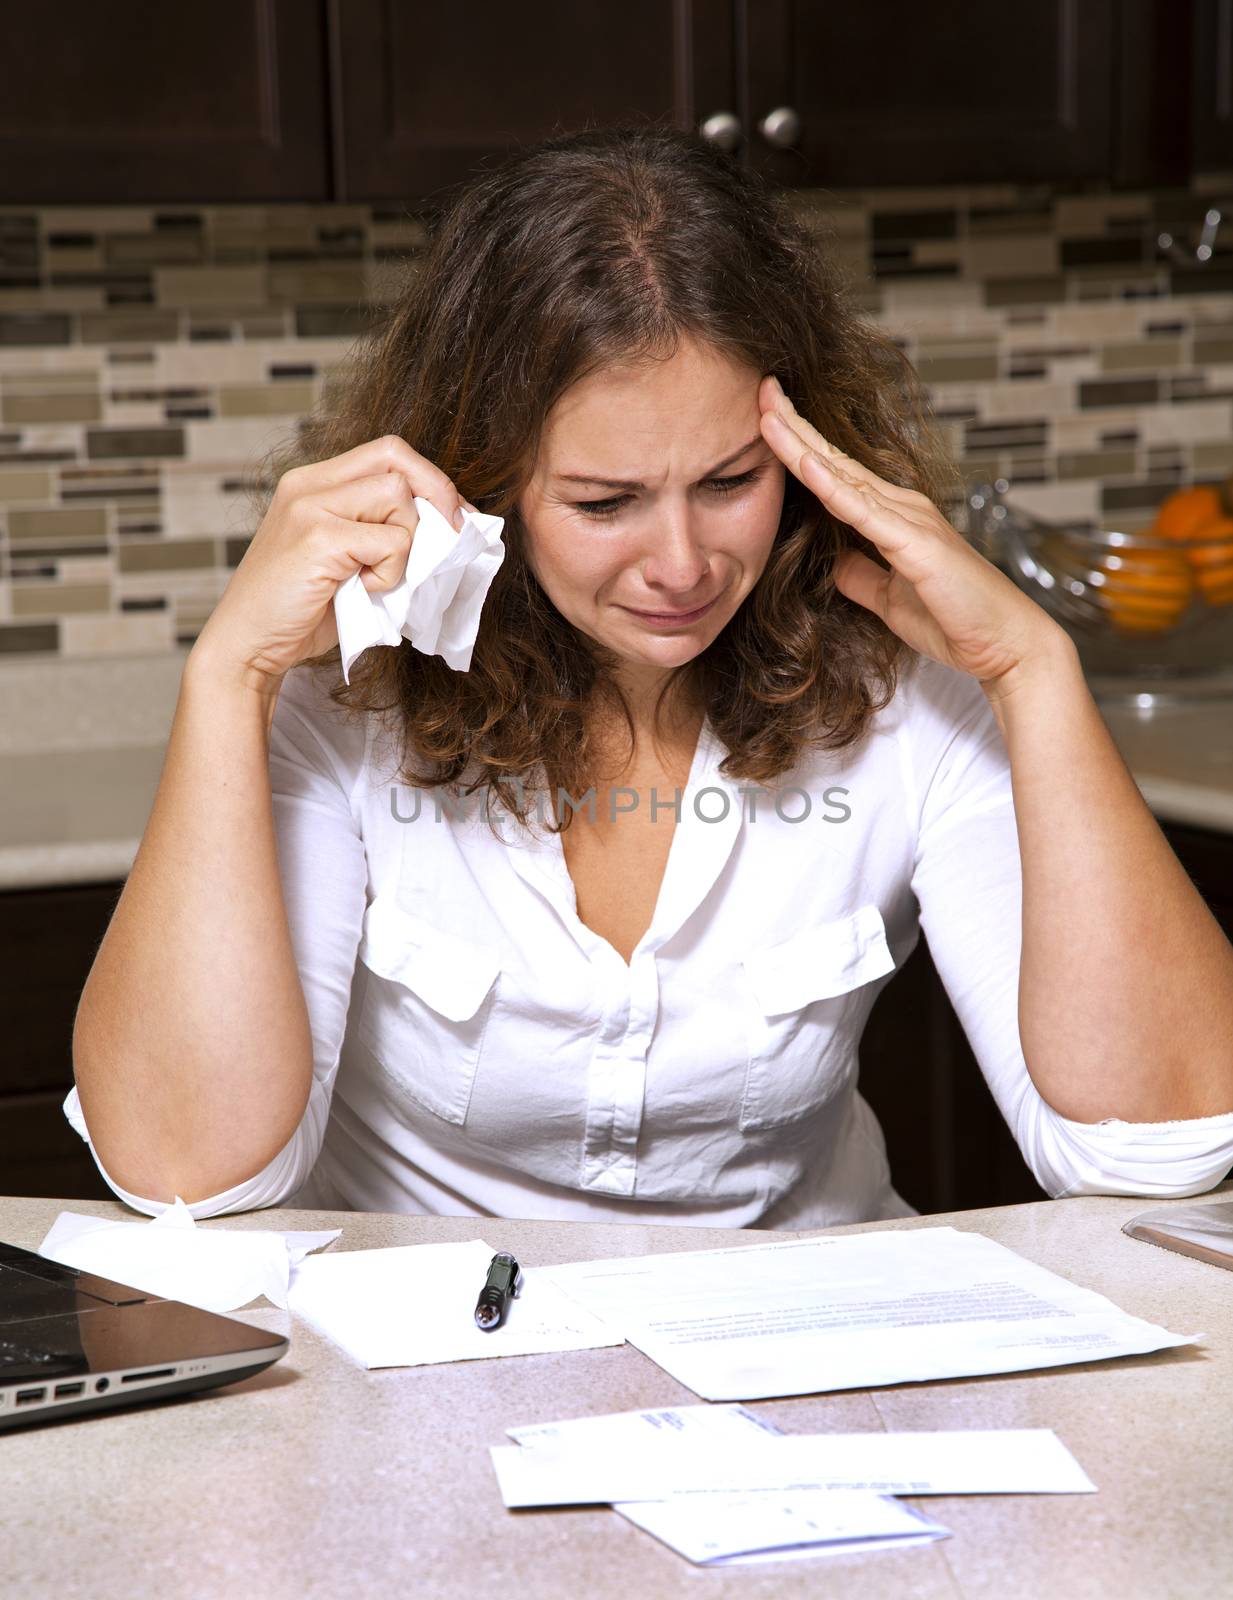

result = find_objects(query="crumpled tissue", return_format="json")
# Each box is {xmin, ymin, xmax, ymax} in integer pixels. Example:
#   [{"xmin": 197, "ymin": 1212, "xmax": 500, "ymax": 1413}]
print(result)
[
  {"xmin": 332, "ymin": 496, "xmax": 505, "ymax": 682},
  {"xmin": 37, "ymin": 1197, "xmax": 341, "ymax": 1314}
]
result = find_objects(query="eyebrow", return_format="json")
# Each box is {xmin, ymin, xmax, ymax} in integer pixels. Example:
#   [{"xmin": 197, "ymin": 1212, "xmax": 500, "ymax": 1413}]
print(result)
[{"xmin": 553, "ymin": 435, "xmax": 767, "ymax": 490}]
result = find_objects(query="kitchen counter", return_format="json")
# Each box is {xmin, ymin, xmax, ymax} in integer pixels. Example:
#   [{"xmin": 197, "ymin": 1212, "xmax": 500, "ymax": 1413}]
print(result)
[
  {"xmin": 1097, "ymin": 695, "xmax": 1233, "ymax": 835},
  {"xmin": 0, "ymin": 744, "xmax": 169, "ymax": 889},
  {"xmin": 1, "ymin": 651, "xmax": 188, "ymax": 892},
  {"xmin": 2, "ymin": 655, "xmax": 1232, "ymax": 891},
  {"xmin": 4, "ymin": 1184, "xmax": 1232, "ymax": 1598}
]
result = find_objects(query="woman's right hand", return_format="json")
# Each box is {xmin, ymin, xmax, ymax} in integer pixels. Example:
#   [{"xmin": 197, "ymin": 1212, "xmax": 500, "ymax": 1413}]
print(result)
[{"xmin": 190, "ymin": 435, "xmax": 477, "ymax": 690}]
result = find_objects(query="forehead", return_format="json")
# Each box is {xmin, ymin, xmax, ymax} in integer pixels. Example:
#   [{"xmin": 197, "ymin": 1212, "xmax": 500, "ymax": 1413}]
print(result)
[
  {"xmin": 538, "ymin": 344, "xmax": 764, "ymax": 480},
  {"xmin": 553, "ymin": 340, "xmax": 756, "ymax": 416}
]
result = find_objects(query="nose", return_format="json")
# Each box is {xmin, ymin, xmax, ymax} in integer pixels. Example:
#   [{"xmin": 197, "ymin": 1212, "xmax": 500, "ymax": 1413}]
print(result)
[{"xmin": 638, "ymin": 503, "xmax": 712, "ymax": 596}]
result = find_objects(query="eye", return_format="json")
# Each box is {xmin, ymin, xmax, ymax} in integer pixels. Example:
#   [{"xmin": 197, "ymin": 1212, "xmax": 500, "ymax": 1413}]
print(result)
[{"xmin": 574, "ymin": 467, "xmax": 765, "ymax": 519}]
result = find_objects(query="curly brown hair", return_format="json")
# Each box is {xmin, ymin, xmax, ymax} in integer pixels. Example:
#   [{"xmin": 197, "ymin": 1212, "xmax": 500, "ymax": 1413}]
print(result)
[{"xmin": 246, "ymin": 122, "xmax": 961, "ymax": 836}]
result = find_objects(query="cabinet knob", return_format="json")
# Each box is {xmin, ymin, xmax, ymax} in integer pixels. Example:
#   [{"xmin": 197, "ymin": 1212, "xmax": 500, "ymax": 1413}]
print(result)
[
  {"xmin": 757, "ymin": 106, "xmax": 802, "ymax": 149},
  {"xmin": 698, "ymin": 111, "xmax": 742, "ymax": 152}
]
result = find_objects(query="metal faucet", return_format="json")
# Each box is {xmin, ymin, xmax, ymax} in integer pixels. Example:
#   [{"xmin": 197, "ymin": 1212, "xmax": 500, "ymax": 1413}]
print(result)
[
  {"xmin": 1157, "ymin": 208, "xmax": 1222, "ymax": 265},
  {"xmin": 960, "ymin": 478, "xmax": 1011, "ymax": 563}
]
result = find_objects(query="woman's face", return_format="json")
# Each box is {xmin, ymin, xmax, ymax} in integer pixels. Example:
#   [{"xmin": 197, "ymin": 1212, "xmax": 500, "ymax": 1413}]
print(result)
[{"xmin": 517, "ymin": 337, "xmax": 787, "ymax": 691}]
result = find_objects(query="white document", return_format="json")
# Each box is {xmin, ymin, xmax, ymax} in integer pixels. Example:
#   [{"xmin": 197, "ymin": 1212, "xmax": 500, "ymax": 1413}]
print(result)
[
  {"xmin": 38, "ymin": 1199, "xmax": 341, "ymax": 1313},
  {"xmin": 286, "ymin": 1238, "xmax": 622, "ymax": 1369},
  {"xmin": 622, "ymin": 1492, "xmax": 948, "ymax": 1566},
  {"xmin": 505, "ymin": 1400, "xmax": 785, "ymax": 1452},
  {"xmin": 489, "ymin": 1425, "xmax": 1096, "ymax": 1508},
  {"xmin": 542, "ymin": 1225, "xmax": 1201, "ymax": 1400},
  {"xmin": 506, "ymin": 1405, "xmax": 951, "ymax": 1565}
]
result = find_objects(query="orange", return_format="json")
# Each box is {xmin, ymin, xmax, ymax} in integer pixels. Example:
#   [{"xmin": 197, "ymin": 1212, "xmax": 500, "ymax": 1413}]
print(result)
[
  {"xmin": 1095, "ymin": 546, "xmax": 1194, "ymax": 635},
  {"xmin": 1152, "ymin": 482, "xmax": 1233, "ymax": 608},
  {"xmin": 1154, "ymin": 484, "xmax": 1223, "ymax": 541},
  {"xmin": 1186, "ymin": 515, "xmax": 1233, "ymax": 606}
]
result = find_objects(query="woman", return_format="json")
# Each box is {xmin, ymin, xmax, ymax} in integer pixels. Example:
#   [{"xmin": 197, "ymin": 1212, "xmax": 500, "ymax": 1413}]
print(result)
[{"xmin": 68, "ymin": 126, "xmax": 1233, "ymax": 1225}]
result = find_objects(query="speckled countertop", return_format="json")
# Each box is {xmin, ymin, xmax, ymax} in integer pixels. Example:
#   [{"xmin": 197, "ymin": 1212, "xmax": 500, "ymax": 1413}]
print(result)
[
  {"xmin": 3, "ymin": 1185, "xmax": 1232, "ymax": 1598},
  {"xmin": 1, "ymin": 650, "xmax": 1232, "ymax": 891},
  {"xmin": 1096, "ymin": 693, "xmax": 1233, "ymax": 835},
  {"xmin": 1, "ymin": 652, "xmax": 189, "ymax": 892}
]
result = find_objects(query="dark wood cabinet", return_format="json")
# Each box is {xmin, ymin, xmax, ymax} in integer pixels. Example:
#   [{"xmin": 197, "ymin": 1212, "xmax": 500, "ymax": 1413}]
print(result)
[
  {"xmin": 0, "ymin": 0, "xmax": 330, "ymax": 203},
  {"xmin": 1113, "ymin": 0, "xmax": 1233, "ymax": 184},
  {"xmin": 744, "ymin": 0, "xmax": 1116, "ymax": 190},
  {"xmin": 1191, "ymin": 0, "xmax": 1233, "ymax": 174},
  {"xmin": 1164, "ymin": 819, "xmax": 1233, "ymax": 939},
  {"xmin": 329, "ymin": 0, "xmax": 1233, "ymax": 198},
  {"xmin": 0, "ymin": 881, "xmax": 121, "ymax": 1200},
  {"xmin": 328, "ymin": 0, "xmax": 734, "ymax": 204},
  {"xmin": 1, "ymin": 2, "xmax": 1227, "ymax": 206},
  {"xmin": 747, "ymin": 1, "xmax": 1233, "ymax": 191}
]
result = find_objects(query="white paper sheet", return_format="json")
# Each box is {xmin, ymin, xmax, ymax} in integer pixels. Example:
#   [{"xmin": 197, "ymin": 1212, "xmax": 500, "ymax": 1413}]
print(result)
[
  {"xmin": 38, "ymin": 1198, "xmax": 341, "ymax": 1313},
  {"xmin": 286, "ymin": 1238, "xmax": 622, "ymax": 1369},
  {"xmin": 505, "ymin": 1404, "xmax": 952, "ymax": 1565},
  {"xmin": 622, "ymin": 1491, "xmax": 949, "ymax": 1566},
  {"xmin": 490, "ymin": 1423, "xmax": 1095, "ymax": 1508},
  {"xmin": 505, "ymin": 1400, "xmax": 784, "ymax": 1452},
  {"xmin": 332, "ymin": 497, "xmax": 505, "ymax": 682},
  {"xmin": 542, "ymin": 1225, "xmax": 1200, "ymax": 1400}
]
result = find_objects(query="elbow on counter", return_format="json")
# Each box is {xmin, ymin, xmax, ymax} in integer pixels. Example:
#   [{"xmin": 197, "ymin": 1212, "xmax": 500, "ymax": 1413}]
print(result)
[
  {"xmin": 61, "ymin": 1081, "xmax": 327, "ymax": 1220},
  {"xmin": 1016, "ymin": 1091, "xmax": 1233, "ymax": 1201}
]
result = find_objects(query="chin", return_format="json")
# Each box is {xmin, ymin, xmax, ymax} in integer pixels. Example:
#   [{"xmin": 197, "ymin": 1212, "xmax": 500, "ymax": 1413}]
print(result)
[{"xmin": 623, "ymin": 630, "xmax": 716, "ymax": 664}]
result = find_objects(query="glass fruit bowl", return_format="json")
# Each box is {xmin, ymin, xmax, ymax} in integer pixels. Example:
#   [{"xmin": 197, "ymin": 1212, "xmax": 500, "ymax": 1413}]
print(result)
[{"xmin": 965, "ymin": 479, "xmax": 1233, "ymax": 707}]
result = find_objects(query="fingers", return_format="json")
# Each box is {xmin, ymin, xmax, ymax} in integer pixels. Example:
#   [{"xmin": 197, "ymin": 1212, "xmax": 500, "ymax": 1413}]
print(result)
[
  {"xmin": 785, "ymin": 424, "xmax": 996, "ymax": 595},
  {"xmin": 831, "ymin": 547, "xmax": 894, "ymax": 621},
  {"xmin": 341, "ymin": 525, "xmax": 415, "ymax": 592},
  {"xmin": 758, "ymin": 377, "xmax": 925, "ymax": 508},
  {"xmin": 758, "ymin": 403, "xmax": 901, "ymax": 547},
  {"xmin": 291, "ymin": 472, "xmax": 422, "ymax": 590},
  {"xmin": 786, "ymin": 441, "xmax": 921, "ymax": 560},
  {"xmin": 311, "ymin": 469, "xmax": 422, "ymax": 529},
  {"xmin": 757, "ymin": 376, "xmax": 951, "ymax": 573},
  {"xmin": 280, "ymin": 434, "xmax": 470, "ymax": 533}
]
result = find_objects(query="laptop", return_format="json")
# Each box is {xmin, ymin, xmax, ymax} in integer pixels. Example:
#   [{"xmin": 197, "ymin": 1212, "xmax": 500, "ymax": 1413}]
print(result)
[{"xmin": 0, "ymin": 1238, "xmax": 289, "ymax": 1430}]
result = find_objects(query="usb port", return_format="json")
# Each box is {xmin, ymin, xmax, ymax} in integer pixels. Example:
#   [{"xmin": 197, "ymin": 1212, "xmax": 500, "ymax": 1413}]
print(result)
[
  {"xmin": 54, "ymin": 1382, "xmax": 86, "ymax": 1399},
  {"xmin": 120, "ymin": 1367, "xmax": 175, "ymax": 1384},
  {"xmin": 15, "ymin": 1387, "xmax": 46, "ymax": 1406}
]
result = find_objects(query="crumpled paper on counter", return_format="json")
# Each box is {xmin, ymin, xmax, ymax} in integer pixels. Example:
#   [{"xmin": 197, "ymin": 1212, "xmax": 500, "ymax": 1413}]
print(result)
[
  {"xmin": 38, "ymin": 1197, "xmax": 341, "ymax": 1313},
  {"xmin": 332, "ymin": 496, "xmax": 505, "ymax": 682}
]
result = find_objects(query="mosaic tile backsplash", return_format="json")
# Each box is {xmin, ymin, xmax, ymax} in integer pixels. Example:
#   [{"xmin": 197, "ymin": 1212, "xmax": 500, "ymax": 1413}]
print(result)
[{"xmin": 2, "ymin": 175, "xmax": 1232, "ymax": 663}]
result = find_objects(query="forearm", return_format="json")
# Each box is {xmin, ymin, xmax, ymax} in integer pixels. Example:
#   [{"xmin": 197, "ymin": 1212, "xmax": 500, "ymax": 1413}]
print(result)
[
  {"xmin": 983, "ymin": 629, "xmax": 1233, "ymax": 1123},
  {"xmin": 72, "ymin": 645, "xmax": 315, "ymax": 1202}
]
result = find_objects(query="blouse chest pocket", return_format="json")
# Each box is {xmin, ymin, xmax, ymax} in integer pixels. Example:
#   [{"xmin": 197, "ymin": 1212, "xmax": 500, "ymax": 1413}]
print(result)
[
  {"xmin": 356, "ymin": 901, "xmax": 503, "ymax": 1126},
  {"xmin": 739, "ymin": 902, "xmax": 897, "ymax": 1133}
]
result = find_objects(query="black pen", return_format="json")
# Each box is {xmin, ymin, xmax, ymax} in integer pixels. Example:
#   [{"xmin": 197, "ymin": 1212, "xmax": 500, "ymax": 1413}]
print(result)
[{"xmin": 474, "ymin": 1251, "xmax": 522, "ymax": 1331}]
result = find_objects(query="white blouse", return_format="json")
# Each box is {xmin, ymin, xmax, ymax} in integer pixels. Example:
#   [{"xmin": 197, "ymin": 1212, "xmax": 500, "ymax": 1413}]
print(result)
[{"xmin": 65, "ymin": 650, "xmax": 1233, "ymax": 1224}]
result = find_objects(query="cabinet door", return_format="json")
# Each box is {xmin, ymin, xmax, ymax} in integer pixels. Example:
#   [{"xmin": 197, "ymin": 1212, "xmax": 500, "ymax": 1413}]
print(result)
[
  {"xmin": 1162, "ymin": 821, "xmax": 1233, "ymax": 943},
  {"xmin": 1193, "ymin": 0, "xmax": 1233, "ymax": 173},
  {"xmin": 0, "ymin": 1, "xmax": 329, "ymax": 203},
  {"xmin": 331, "ymin": 0, "xmax": 735, "ymax": 202},
  {"xmin": 0, "ymin": 882, "xmax": 123, "ymax": 1200},
  {"xmin": 743, "ymin": 0, "xmax": 1114, "ymax": 187},
  {"xmin": 1111, "ymin": 0, "xmax": 1194, "ymax": 187}
]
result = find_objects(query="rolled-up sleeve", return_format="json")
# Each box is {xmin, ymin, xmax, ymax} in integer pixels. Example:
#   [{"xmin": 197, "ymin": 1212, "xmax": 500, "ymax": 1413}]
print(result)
[
  {"xmin": 63, "ymin": 661, "xmax": 370, "ymax": 1218},
  {"xmin": 903, "ymin": 656, "xmax": 1233, "ymax": 1200}
]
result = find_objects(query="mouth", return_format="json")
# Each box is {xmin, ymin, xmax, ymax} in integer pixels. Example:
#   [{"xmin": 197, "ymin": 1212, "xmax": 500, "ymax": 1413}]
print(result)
[{"xmin": 620, "ymin": 595, "xmax": 720, "ymax": 626}]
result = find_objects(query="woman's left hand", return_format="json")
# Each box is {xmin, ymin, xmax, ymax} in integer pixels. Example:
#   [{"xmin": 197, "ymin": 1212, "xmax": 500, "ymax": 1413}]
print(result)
[{"xmin": 758, "ymin": 375, "xmax": 1069, "ymax": 692}]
